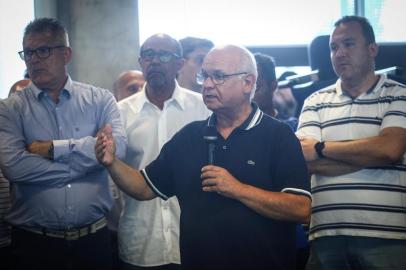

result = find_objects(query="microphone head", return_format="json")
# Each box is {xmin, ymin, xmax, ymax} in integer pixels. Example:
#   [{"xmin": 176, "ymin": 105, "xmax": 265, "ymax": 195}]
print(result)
[{"xmin": 203, "ymin": 126, "xmax": 217, "ymax": 142}]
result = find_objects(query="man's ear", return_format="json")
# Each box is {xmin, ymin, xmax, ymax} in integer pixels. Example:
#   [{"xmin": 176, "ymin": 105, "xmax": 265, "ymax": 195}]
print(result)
[
  {"xmin": 369, "ymin": 43, "xmax": 379, "ymax": 58},
  {"xmin": 243, "ymin": 74, "xmax": 256, "ymax": 95},
  {"xmin": 244, "ymin": 73, "xmax": 256, "ymax": 86},
  {"xmin": 270, "ymin": 80, "xmax": 278, "ymax": 93},
  {"xmin": 175, "ymin": 58, "xmax": 185, "ymax": 72},
  {"xmin": 64, "ymin": 47, "xmax": 73, "ymax": 65}
]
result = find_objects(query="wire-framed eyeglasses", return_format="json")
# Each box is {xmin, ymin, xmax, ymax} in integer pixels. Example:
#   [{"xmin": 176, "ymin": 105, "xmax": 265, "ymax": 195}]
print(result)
[
  {"xmin": 18, "ymin": 45, "xmax": 66, "ymax": 61},
  {"xmin": 140, "ymin": 49, "xmax": 180, "ymax": 63},
  {"xmin": 196, "ymin": 71, "xmax": 248, "ymax": 85}
]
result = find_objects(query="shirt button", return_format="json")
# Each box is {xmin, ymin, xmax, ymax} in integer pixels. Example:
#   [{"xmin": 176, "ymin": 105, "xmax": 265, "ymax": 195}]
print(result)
[
  {"xmin": 222, "ymin": 145, "xmax": 227, "ymax": 150},
  {"xmin": 67, "ymin": 184, "xmax": 71, "ymax": 188}
]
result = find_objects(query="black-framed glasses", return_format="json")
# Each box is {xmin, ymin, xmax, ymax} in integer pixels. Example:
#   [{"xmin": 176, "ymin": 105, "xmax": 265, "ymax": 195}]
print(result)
[
  {"xmin": 18, "ymin": 45, "xmax": 66, "ymax": 61},
  {"xmin": 140, "ymin": 49, "xmax": 180, "ymax": 63},
  {"xmin": 196, "ymin": 71, "xmax": 248, "ymax": 85}
]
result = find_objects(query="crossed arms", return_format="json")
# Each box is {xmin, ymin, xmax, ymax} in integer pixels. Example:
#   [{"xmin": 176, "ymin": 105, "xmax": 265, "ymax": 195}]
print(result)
[
  {"xmin": 0, "ymin": 93, "xmax": 126, "ymax": 187},
  {"xmin": 299, "ymin": 127, "xmax": 406, "ymax": 176}
]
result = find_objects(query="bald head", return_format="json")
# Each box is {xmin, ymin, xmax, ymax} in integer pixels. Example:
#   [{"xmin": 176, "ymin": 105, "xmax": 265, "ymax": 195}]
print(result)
[
  {"xmin": 207, "ymin": 45, "xmax": 257, "ymax": 77},
  {"xmin": 140, "ymin": 34, "xmax": 183, "ymax": 58},
  {"xmin": 204, "ymin": 45, "xmax": 257, "ymax": 95},
  {"xmin": 113, "ymin": 70, "xmax": 145, "ymax": 101},
  {"xmin": 139, "ymin": 34, "xmax": 185, "ymax": 92},
  {"xmin": 201, "ymin": 45, "xmax": 258, "ymax": 113}
]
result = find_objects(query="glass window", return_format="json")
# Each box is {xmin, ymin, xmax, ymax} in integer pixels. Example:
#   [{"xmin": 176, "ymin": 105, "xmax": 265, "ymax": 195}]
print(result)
[
  {"xmin": 138, "ymin": 0, "xmax": 354, "ymax": 46},
  {"xmin": 0, "ymin": 1, "xmax": 34, "ymax": 99},
  {"xmin": 364, "ymin": 0, "xmax": 406, "ymax": 42}
]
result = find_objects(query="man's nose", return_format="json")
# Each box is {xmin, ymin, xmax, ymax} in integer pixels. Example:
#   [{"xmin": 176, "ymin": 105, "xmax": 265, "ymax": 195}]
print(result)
[
  {"xmin": 28, "ymin": 52, "xmax": 41, "ymax": 63},
  {"xmin": 151, "ymin": 54, "xmax": 161, "ymax": 64},
  {"xmin": 203, "ymin": 75, "xmax": 216, "ymax": 88},
  {"xmin": 334, "ymin": 46, "xmax": 347, "ymax": 58}
]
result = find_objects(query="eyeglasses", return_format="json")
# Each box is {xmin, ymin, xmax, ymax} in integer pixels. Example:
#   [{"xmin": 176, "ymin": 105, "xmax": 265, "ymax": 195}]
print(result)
[
  {"xmin": 196, "ymin": 71, "xmax": 248, "ymax": 85},
  {"xmin": 18, "ymin": 45, "xmax": 66, "ymax": 61},
  {"xmin": 140, "ymin": 49, "xmax": 180, "ymax": 63}
]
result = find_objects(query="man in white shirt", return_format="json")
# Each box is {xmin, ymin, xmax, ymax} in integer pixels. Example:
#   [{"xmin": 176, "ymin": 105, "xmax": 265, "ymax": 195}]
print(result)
[{"xmin": 118, "ymin": 33, "xmax": 210, "ymax": 270}]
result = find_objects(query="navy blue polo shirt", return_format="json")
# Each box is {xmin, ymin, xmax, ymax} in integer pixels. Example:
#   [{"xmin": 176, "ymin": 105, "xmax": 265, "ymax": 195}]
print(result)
[{"xmin": 142, "ymin": 104, "xmax": 310, "ymax": 270}]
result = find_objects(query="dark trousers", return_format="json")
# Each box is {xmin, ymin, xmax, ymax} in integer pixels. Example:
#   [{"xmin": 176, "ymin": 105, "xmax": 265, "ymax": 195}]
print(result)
[
  {"xmin": 306, "ymin": 236, "xmax": 406, "ymax": 270},
  {"xmin": 121, "ymin": 260, "xmax": 182, "ymax": 270},
  {"xmin": 0, "ymin": 245, "xmax": 12, "ymax": 270},
  {"xmin": 11, "ymin": 226, "xmax": 113, "ymax": 270}
]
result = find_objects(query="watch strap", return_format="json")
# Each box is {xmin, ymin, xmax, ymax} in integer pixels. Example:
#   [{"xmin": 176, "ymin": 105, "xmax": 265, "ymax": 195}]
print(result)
[
  {"xmin": 314, "ymin": 141, "xmax": 325, "ymax": 158},
  {"xmin": 48, "ymin": 142, "xmax": 54, "ymax": 160}
]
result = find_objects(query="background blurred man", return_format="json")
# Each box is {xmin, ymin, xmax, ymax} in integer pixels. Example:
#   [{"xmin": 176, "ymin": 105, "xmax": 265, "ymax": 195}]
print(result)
[
  {"xmin": 113, "ymin": 70, "xmax": 145, "ymax": 101},
  {"xmin": 177, "ymin": 37, "xmax": 213, "ymax": 93}
]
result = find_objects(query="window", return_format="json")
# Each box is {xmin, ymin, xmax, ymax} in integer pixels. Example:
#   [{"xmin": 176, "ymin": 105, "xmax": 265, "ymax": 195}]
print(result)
[
  {"xmin": 364, "ymin": 0, "xmax": 406, "ymax": 42},
  {"xmin": 138, "ymin": 0, "xmax": 354, "ymax": 46},
  {"xmin": 0, "ymin": 1, "xmax": 34, "ymax": 99}
]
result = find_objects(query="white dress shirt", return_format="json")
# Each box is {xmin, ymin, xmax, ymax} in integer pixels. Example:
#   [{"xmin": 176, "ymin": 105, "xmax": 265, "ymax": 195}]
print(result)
[{"xmin": 118, "ymin": 82, "xmax": 210, "ymax": 266}]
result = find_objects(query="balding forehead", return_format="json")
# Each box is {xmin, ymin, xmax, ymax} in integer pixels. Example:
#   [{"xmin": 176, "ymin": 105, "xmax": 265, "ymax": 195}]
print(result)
[
  {"xmin": 203, "ymin": 48, "xmax": 242, "ymax": 71},
  {"xmin": 142, "ymin": 34, "xmax": 178, "ymax": 52}
]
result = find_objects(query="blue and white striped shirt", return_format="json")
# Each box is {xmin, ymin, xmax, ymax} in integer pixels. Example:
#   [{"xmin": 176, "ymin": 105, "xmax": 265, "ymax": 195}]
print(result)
[{"xmin": 297, "ymin": 75, "xmax": 406, "ymax": 241}]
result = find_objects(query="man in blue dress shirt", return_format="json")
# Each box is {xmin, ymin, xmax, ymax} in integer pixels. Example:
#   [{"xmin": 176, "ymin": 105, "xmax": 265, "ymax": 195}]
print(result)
[{"xmin": 0, "ymin": 18, "xmax": 126, "ymax": 270}]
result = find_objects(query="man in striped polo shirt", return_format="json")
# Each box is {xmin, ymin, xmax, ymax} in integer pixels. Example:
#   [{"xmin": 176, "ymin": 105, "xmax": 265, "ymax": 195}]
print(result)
[{"xmin": 297, "ymin": 16, "xmax": 406, "ymax": 270}]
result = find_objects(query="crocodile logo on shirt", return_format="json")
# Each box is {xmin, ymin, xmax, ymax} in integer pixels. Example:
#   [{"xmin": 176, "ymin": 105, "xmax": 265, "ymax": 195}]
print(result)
[{"xmin": 247, "ymin": 160, "xmax": 255, "ymax": 166}]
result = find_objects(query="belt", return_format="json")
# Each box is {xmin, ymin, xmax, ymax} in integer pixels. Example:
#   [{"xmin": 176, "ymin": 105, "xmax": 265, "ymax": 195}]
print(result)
[{"xmin": 18, "ymin": 217, "xmax": 107, "ymax": 241}]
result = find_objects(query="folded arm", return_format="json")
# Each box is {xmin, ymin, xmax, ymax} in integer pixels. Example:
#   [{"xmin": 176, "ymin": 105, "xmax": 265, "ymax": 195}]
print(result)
[
  {"xmin": 0, "ymin": 102, "xmax": 80, "ymax": 187},
  {"xmin": 322, "ymin": 127, "xmax": 406, "ymax": 166},
  {"xmin": 300, "ymin": 127, "xmax": 406, "ymax": 175},
  {"xmin": 51, "ymin": 92, "xmax": 127, "ymax": 173},
  {"xmin": 306, "ymin": 158, "xmax": 361, "ymax": 176}
]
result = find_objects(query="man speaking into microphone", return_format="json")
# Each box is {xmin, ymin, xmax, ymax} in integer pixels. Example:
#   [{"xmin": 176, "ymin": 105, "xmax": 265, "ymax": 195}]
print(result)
[
  {"xmin": 203, "ymin": 126, "xmax": 217, "ymax": 165},
  {"xmin": 95, "ymin": 45, "xmax": 311, "ymax": 270}
]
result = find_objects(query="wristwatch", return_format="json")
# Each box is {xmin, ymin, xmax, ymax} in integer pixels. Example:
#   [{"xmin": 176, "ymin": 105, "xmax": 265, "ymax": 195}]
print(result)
[
  {"xmin": 48, "ymin": 142, "xmax": 54, "ymax": 160},
  {"xmin": 314, "ymin": 141, "xmax": 325, "ymax": 158}
]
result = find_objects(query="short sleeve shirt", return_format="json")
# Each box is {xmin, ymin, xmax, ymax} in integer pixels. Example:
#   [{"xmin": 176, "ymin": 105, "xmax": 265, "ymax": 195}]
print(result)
[{"xmin": 143, "ymin": 104, "xmax": 310, "ymax": 270}]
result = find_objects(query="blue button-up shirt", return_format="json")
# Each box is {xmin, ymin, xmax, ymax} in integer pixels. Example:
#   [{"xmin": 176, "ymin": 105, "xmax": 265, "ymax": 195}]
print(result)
[{"xmin": 0, "ymin": 77, "xmax": 127, "ymax": 229}]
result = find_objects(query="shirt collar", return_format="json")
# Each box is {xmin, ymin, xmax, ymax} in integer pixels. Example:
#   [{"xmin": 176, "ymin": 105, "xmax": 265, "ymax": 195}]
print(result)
[
  {"xmin": 31, "ymin": 76, "xmax": 72, "ymax": 100},
  {"xmin": 336, "ymin": 74, "xmax": 384, "ymax": 97},
  {"xmin": 135, "ymin": 80, "xmax": 187, "ymax": 114},
  {"xmin": 207, "ymin": 102, "xmax": 263, "ymax": 131}
]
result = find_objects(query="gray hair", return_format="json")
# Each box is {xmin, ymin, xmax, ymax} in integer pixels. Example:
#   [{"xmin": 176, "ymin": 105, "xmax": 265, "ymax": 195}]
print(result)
[
  {"xmin": 24, "ymin": 17, "xmax": 69, "ymax": 46},
  {"xmin": 231, "ymin": 45, "xmax": 258, "ymax": 99}
]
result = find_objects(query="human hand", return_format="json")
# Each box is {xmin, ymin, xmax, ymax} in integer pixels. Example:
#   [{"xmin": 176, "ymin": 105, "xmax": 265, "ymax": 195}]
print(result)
[
  {"xmin": 95, "ymin": 124, "xmax": 116, "ymax": 166},
  {"xmin": 298, "ymin": 137, "xmax": 319, "ymax": 161},
  {"xmin": 201, "ymin": 165, "xmax": 244, "ymax": 199},
  {"xmin": 26, "ymin": 140, "xmax": 52, "ymax": 159}
]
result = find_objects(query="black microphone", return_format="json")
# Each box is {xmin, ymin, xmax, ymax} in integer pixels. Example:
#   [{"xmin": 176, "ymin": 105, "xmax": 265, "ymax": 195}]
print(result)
[{"xmin": 203, "ymin": 126, "xmax": 217, "ymax": 165}]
